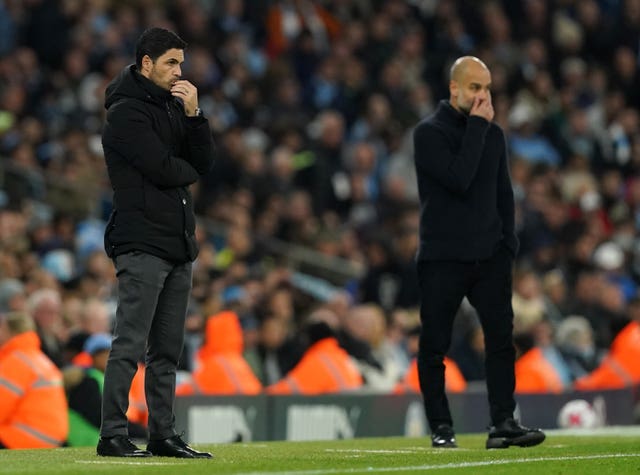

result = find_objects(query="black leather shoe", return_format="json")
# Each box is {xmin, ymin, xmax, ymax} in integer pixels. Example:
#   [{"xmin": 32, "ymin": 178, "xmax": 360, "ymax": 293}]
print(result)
[
  {"xmin": 486, "ymin": 418, "xmax": 545, "ymax": 449},
  {"xmin": 97, "ymin": 435, "xmax": 152, "ymax": 457},
  {"xmin": 147, "ymin": 434, "xmax": 213, "ymax": 459},
  {"xmin": 431, "ymin": 424, "xmax": 457, "ymax": 448}
]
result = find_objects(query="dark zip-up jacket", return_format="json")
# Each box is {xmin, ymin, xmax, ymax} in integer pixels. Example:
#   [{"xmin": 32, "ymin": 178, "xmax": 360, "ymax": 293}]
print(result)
[
  {"xmin": 413, "ymin": 100, "xmax": 518, "ymax": 261},
  {"xmin": 102, "ymin": 65, "xmax": 215, "ymax": 263}
]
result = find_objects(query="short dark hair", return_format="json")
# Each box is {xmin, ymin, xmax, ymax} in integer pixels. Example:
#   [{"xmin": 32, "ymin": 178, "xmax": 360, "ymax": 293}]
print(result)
[{"xmin": 135, "ymin": 27, "xmax": 187, "ymax": 68}]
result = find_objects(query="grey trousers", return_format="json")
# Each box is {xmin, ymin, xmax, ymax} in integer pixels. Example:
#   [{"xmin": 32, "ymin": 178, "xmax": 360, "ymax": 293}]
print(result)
[{"xmin": 100, "ymin": 251, "xmax": 192, "ymax": 440}]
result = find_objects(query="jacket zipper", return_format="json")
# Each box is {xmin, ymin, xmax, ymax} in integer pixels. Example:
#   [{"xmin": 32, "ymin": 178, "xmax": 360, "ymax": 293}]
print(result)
[{"xmin": 165, "ymin": 100, "xmax": 190, "ymax": 238}]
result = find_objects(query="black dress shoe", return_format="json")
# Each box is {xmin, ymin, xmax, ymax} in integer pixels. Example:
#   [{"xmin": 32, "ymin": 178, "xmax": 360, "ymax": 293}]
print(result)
[
  {"xmin": 97, "ymin": 435, "xmax": 152, "ymax": 457},
  {"xmin": 147, "ymin": 435, "xmax": 213, "ymax": 459},
  {"xmin": 486, "ymin": 418, "xmax": 546, "ymax": 449},
  {"xmin": 431, "ymin": 424, "xmax": 458, "ymax": 448}
]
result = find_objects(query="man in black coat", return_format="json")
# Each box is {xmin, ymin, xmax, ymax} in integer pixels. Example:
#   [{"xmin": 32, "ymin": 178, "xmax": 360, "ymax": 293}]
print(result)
[
  {"xmin": 412, "ymin": 56, "xmax": 545, "ymax": 449},
  {"xmin": 97, "ymin": 28, "xmax": 214, "ymax": 459}
]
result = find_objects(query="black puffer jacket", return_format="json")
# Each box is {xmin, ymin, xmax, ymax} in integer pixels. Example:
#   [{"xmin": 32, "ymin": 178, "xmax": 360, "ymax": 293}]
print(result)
[{"xmin": 102, "ymin": 65, "xmax": 214, "ymax": 263}]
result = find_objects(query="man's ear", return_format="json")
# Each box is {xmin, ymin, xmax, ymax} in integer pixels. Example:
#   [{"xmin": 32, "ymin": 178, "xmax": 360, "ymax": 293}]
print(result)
[
  {"xmin": 449, "ymin": 80, "xmax": 458, "ymax": 99},
  {"xmin": 141, "ymin": 55, "xmax": 153, "ymax": 74}
]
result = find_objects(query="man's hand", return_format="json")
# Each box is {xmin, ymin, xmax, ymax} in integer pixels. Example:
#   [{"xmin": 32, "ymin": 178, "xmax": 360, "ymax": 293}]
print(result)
[
  {"xmin": 470, "ymin": 95, "xmax": 494, "ymax": 122},
  {"xmin": 171, "ymin": 80, "xmax": 199, "ymax": 116}
]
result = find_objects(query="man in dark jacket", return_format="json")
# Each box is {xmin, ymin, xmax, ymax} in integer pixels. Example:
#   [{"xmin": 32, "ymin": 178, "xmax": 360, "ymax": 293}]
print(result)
[
  {"xmin": 97, "ymin": 27, "xmax": 213, "ymax": 459},
  {"xmin": 412, "ymin": 56, "xmax": 545, "ymax": 449}
]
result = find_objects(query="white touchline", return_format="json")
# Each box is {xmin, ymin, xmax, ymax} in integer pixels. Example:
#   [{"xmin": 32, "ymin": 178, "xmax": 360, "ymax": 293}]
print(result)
[
  {"xmin": 233, "ymin": 453, "xmax": 640, "ymax": 475},
  {"xmin": 325, "ymin": 447, "xmax": 472, "ymax": 454},
  {"xmin": 324, "ymin": 449, "xmax": 421, "ymax": 454},
  {"xmin": 75, "ymin": 460, "xmax": 189, "ymax": 466}
]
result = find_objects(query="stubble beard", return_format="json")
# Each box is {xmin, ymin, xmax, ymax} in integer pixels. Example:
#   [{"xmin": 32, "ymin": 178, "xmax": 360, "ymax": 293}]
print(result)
[
  {"xmin": 149, "ymin": 69, "xmax": 172, "ymax": 91},
  {"xmin": 458, "ymin": 101, "xmax": 472, "ymax": 116}
]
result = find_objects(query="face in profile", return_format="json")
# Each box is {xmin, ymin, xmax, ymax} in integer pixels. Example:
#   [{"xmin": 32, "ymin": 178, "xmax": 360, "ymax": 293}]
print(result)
[{"xmin": 144, "ymin": 48, "xmax": 184, "ymax": 91}]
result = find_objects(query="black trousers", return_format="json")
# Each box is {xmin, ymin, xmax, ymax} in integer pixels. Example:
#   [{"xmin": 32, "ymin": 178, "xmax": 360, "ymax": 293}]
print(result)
[
  {"xmin": 416, "ymin": 245, "xmax": 516, "ymax": 432},
  {"xmin": 100, "ymin": 251, "xmax": 192, "ymax": 440}
]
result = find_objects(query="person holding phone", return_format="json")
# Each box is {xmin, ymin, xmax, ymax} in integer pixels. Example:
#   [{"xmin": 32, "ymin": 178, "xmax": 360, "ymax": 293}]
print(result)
[{"xmin": 98, "ymin": 27, "xmax": 214, "ymax": 458}]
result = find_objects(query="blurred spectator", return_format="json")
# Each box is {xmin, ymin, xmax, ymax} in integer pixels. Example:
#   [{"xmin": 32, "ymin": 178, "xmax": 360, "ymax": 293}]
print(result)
[
  {"xmin": 253, "ymin": 313, "xmax": 297, "ymax": 385},
  {"xmin": 78, "ymin": 298, "xmax": 111, "ymax": 335},
  {"xmin": 513, "ymin": 329, "xmax": 566, "ymax": 394},
  {"xmin": 343, "ymin": 303, "xmax": 402, "ymax": 391},
  {"xmin": 574, "ymin": 298, "xmax": 640, "ymax": 390},
  {"xmin": 65, "ymin": 333, "xmax": 147, "ymax": 446},
  {"xmin": 541, "ymin": 269, "xmax": 569, "ymax": 324},
  {"xmin": 177, "ymin": 310, "xmax": 262, "ymax": 395},
  {"xmin": 265, "ymin": 0, "xmax": 341, "ymax": 58},
  {"xmin": 27, "ymin": 287, "xmax": 66, "ymax": 367},
  {"xmin": 65, "ymin": 333, "xmax": 111, "ymax": 447},
  {"xmin": 592, "ymin": 240, "xmax": 637, "ymax": 303},
  {"xmin": 266, "ymin": 320, "xmax": 363, "ymax": 394},
  {"xmin": 511, "ymin": 267, "xmax": 547, "ymax": 334},
  {"xmin": 555, "ymin": 315, "xmax": 603, "ymax": 381},
  {"xmin": 508, "ymin": 101, "xmax": 561, "ymax": 166},
  {"xmin": 0, "ymin": 312, "xmax": 68, "ymax": 449},
  {"xmin": 358, "ymin": 232, "xmax": 400, "ymax": 310},
  {"xmin": 384, "ymin": 308, "xmax": 415, "ymax": 372},
  {"xmin": 0, "ymin": 278, "xmax": 26, "ymax": 313}
]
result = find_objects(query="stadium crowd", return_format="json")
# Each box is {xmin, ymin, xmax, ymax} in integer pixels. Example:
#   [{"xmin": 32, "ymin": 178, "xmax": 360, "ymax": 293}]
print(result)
[{"xmin": 1, "ymin": 0, "xmax": 640, "ymax": 448}]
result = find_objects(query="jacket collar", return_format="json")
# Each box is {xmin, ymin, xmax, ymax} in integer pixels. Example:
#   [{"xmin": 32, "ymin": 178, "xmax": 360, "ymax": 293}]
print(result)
[
  {"xmin": 105, "ymin": 64, "xmax": 173, "ymax": 109},
  {"xmin": 135, "ymin": 67, "xmax": 173, "ymax": 102},
  {"xmin": 436, "ymin": 99, "xmax": 468, "ymax": 126}
]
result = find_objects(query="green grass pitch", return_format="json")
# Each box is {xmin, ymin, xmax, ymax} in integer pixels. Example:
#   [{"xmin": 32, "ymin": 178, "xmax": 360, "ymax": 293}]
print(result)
[{"xmin": 1, "ymin": 428, "xmax": 639, "ymax": 474}]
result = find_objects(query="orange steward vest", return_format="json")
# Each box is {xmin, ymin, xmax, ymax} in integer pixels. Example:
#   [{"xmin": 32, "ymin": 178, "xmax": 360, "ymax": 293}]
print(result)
[
  {"xmin": 0, "ymin": 331, "xmax": 68, "ymax": 448},
  {"xmin": 176, "ymin": 311, "xmax": 262, "ymax": 395},
  {"xmin": 574, "ymin": 322, "xmax": 640, "ymax": 390},
  {"xmin": 394, "ymin": 357, "xmax": 467, "ymax": 394},
  {"xmin": 515, "ymin": 347, "xmax": 564, "ymax": 393},
  {"xmin": 266, "ymin": 337, "xmax": 363, "ymax": 394}
]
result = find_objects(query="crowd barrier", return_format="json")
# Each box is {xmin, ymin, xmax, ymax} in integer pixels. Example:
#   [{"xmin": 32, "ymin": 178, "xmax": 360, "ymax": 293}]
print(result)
[{"xmin": 174, "ymin": 387, "xmax": 636, "ymax": 443}]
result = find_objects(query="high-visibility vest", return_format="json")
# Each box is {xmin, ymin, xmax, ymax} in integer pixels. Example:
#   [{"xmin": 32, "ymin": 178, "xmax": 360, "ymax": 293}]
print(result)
[
  {"xmin": 176, "ymin": 310, "xmax": 262, "ymax": 395},
  {"xmin": 177, "ymin": 355, "xmax": 262, "ymax": 395},
  {"xmin": 574, "ymin": 322, "xmax": 640, "ymax": 390},
  {"xmin": 0, "ymin": 331, "xmax": 68, "ymax": 448},
  {"xmin": 515, "ymin": 347, "xmax": 564, "ymax": 393},
  {"xmin": 266, "ymin": 338, "xmax": 363, "ymax": 394},
  {"xmin": 394, "ymin": 357, "xmax": 467, "ymax": 394}
]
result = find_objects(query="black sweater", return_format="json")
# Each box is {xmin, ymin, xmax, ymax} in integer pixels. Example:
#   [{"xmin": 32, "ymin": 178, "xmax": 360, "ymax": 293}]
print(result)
[
  {"xmin": 413, "ymin": 100, "xmax": 518, "ymax": 261},
  {"xmin": 102, "ymin": 65, "xmax": 215, "ymax": 263}
]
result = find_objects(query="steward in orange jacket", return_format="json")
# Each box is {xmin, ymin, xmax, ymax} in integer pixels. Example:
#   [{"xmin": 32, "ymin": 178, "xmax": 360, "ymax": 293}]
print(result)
[
  {"xmin": 574, "ymin": 321, "xmax": 640, "ymax": 390},
  {"xmin": 176, "ymin": 311, "xmax": 262, "ymax": 395},
  {"xmin": 266, "ymin": 322, "xmax": 363, "ymax": 394},
  {"xmin": 515, "ymin": 347, "xmax": 565, "ymax": 393},
  {"xmin": 395, "ymin": 357, "xmax": 467, "ymax": 394},
  {"xmin": 0, "ymin": 312, "xmax": 68, "ymax": 449}
]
